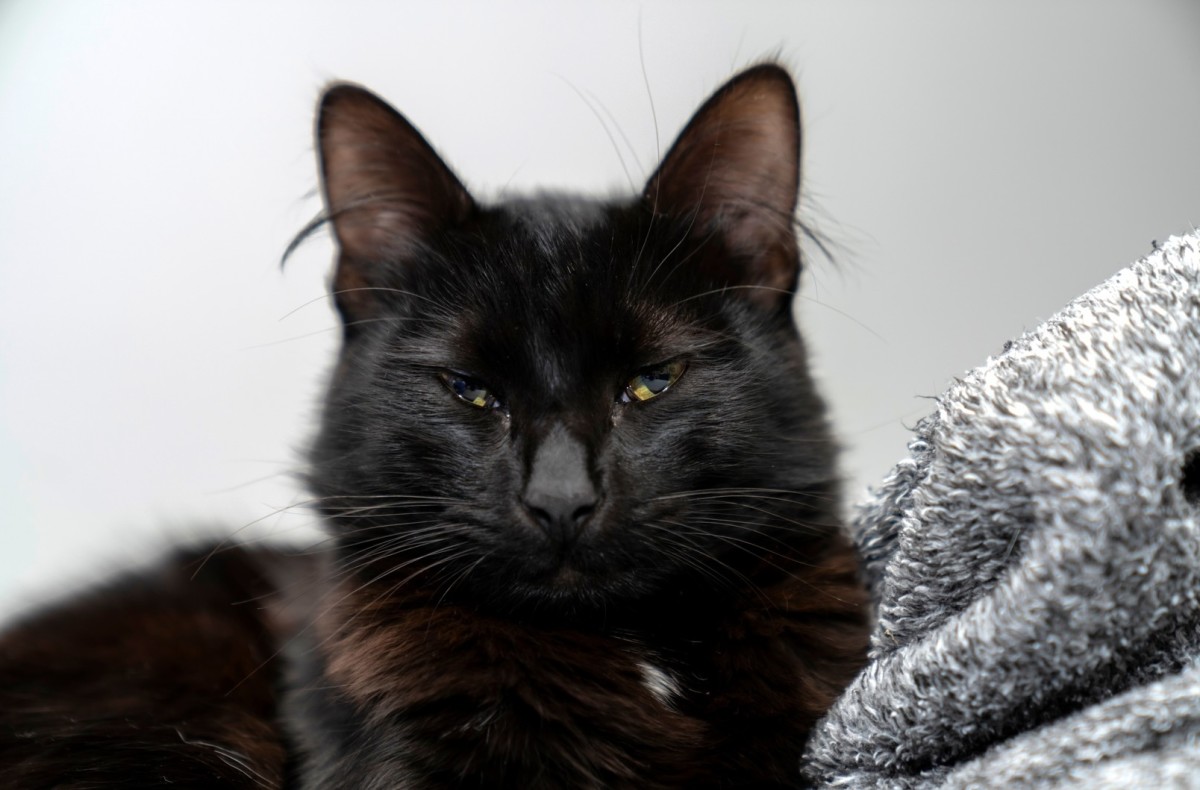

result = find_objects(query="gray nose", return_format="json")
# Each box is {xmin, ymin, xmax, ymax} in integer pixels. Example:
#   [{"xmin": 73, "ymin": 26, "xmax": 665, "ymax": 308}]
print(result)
[{"xmin": 522, "ymin": 425, "xmax": 599, "ymax": 545}]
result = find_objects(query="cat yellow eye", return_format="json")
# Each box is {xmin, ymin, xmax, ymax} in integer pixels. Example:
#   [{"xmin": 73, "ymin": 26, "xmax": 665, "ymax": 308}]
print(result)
[
  {"xmin": 623, "ymin": 360, "xmax": 687, "ymax": 403},
  {"xmin": 440, "ymin": 372, "xmax": 499, "ymax": 410}
]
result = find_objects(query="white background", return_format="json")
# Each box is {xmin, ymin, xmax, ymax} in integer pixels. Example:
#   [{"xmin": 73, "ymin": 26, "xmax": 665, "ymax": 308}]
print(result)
[{"xmin": 2, "ymin": 1, "xmax": 1198, "ymax": 617}]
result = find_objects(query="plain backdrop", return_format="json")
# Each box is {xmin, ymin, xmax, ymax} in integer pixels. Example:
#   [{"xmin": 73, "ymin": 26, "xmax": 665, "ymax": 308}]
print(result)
[{"xmin": 2, "ymin": 0, "xmax": 1198, "ymax": 617}]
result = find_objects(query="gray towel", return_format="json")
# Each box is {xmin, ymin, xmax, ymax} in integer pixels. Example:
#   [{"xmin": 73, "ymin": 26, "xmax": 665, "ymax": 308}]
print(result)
[{"xmin": 804, "ymin": 232, "xmax": 1200, "ymax": 788}]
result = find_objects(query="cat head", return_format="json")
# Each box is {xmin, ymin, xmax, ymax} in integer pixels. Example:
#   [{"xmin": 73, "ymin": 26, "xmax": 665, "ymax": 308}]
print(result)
[{"xmin": 305, "ymin": 65, "xmax": 839, "ymax": 615}]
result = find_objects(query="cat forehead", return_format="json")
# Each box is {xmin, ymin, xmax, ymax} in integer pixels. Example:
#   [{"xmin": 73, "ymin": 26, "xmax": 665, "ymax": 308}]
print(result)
[
  {"xmin": 382, "ymin": 192, "xmax": 721, "ymax": 376},
  {"xmin": 471, "ymin": 200, "xmax": 693, "ymax": 323},
  {"xmin": 455, "ymin": 197, "xmax": 618, "ymax": 296},
  {"xmin": 498, "ymin": 193, "xmax": 609, "ymax": 244},
  {"xmin": 423, "ymin": 221, "xmax": 707, "ymax": 373}
]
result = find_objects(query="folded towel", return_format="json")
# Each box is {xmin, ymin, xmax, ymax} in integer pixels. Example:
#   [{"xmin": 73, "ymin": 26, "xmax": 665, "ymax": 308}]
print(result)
[{"xmin": 804, "ymin": 232, "xmax": 1200, "ymax": 788}]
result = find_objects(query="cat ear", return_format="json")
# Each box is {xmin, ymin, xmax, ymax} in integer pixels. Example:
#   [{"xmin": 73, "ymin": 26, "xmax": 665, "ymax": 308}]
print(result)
[
  {"xmin": 317, "ymin": 84, "xmax": 474, "ymax": 322},
  {"xmin": 643, "ymin": 65, "xmax": 801, "ymax": 308}
]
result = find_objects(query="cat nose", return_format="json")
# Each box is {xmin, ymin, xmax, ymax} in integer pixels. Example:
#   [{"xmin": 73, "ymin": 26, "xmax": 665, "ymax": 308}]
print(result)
[
  {"xmin": 522, "ymin": 425, "xmax": 599, "ymax": 544},
  {"xmin": 523, "ymin": 493, "xmax": 597, "ymax": 543}
]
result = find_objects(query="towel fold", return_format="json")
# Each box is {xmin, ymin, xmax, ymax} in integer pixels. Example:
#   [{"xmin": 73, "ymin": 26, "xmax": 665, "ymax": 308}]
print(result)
[{"xmin": 804, "ymin": 233, "xmax": 1200, "ymax": 788}]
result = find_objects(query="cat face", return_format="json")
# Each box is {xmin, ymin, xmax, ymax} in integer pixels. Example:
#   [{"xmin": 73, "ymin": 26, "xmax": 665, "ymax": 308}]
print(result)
[{"xmin": 306, "ymin": 66, "xmax": 839, "ymax": 614}]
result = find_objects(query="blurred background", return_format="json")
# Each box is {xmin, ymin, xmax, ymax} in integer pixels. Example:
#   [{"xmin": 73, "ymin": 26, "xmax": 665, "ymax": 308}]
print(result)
[{"xmin": 1, "ymin": 0, "xmax": 1198, "ymax": 617}]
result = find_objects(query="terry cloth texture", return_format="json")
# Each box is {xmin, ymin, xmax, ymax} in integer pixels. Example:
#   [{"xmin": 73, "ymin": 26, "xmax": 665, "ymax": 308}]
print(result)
[{"xmin": 804, "ymin": 232, "xmax": 1200, "ymax": 788}]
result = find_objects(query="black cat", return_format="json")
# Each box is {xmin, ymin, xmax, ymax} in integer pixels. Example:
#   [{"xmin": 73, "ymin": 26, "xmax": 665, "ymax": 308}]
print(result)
[{"xmin": 0, "ymin": 64, "xmax": 867, "ymax": 788}]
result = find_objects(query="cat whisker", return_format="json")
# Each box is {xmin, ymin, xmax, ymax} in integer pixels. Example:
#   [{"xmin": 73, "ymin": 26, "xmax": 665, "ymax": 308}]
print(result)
[
  {"xmin": 324, "ymin": 507, "xmax": 452, "ymax": 524},
  {"xmin": 431, "ymin": 554, "xmax": 488, "ymax": 610},
  {"xmin": 637, "ymin": 191, "xmax": 710, "ymax": 291},
  {"xmin": 175, "ymin": 729, "xmax": 274, "ymax": 789},
  {"xmin": 310, "ymin": 541, "xmax": 481, "ymax": 653},
  {"xmin": 336, "ymin": 497, "xmax": 459, "ymax": 507},
  {"xmin": 335, "ymin": 526, "xmax": 476, "ymax": 572},
  {"xmin": 668, "ymin": 283, "xmax": 793, "ymax": 308},
  {"xmin": 650, "ymin": 486, "xmax": 838, "ymax": 504},
  {"xmin": 674, "ymin": 494, "xmax": 837, "ymax": 511},
  {"xmin": 344, "ymin": 524, "xmax": 475, "ymax": 555},
  {"xmin": 276, "ymin": 289, "xmax": 450, "ymax": 325},
  {"xmin": 201, "ymin": 469, "xmax": 303, "ymax": 496},
  {"xmin": 699, "ymin": 500, "xmax": 839, "ymax": 533},
  {"xmin": 282, "ymin": 534, "xmax": 344, "ymax": 555},
  {"xmin": 638, "ymin": 10, "xmax": 660, "ymax": 167},
  {"xmin": 629, "ymin": 22, "xmax": 664, "ymax": 286},
  {"xmin": 553, "ymin": 74, "xmax": 637, "ymax": 194},
  {"xmin": 652, "ymin": 518, "xmax": 828, "ymax": 604},
  {"xmin": 793, "ymin": 292, "xmax": 885, "ymax": 343},
  {"xmin": 640, "ymin": 219, "xmax": 715, "ymax": 299},
  {"xmin": 657, "ymin": 516, "xmax": 860, "ymax": 606},
  {"xmin": 643, "ymin": 519, "xmax": 778, "ymax": 609},
  {"xmin": 334, "ymin": 537, "xmax": 441, "ymax": 571},
  {"xmin": 314, "ymin": 493, "xmax": 459, "ymax": 500},
  {"xmin": 230, "ymin": 535, "xmax": 479, "ymax": 694},
  {"xmin": 333, "ymin": 524, "xmax": 474, "ymax": 565},
  {"xmin": 190, "ymin": 498, "xmax": 343, "ymax": 579},
  {"xmin": 241, "ymin": 317, "xmax": 401, "ymax": 351},
  {"xmin": 650, "ymin": 318, "xmax": 780, "ymax": 362},
  {"xmin": 336, "ymin": 517, "xmax": 460, "ymax": 534},
  {"xmin": 670, "ymin": 516, "xmax": 829, "ymax": 567},
  {"xmin": 672, "ymin": 495, "xmax": 842, "ymax": 526},
  {"xmin": 682, "ymin": 501, "xmax": 842, "ymax": 535},
  {"xmin": 640, "ymin": 525, "xmax": 736, "ymax": 594},
  {"xmin": 306, "ymin": 494, "xmax": 459, "ymax": 519}
]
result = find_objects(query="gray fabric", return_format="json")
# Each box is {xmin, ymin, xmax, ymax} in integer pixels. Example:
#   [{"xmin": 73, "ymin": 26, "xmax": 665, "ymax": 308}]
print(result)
[{"xmin": 804, "ymin": 232, "xmax": 1200, "ymax": 788}]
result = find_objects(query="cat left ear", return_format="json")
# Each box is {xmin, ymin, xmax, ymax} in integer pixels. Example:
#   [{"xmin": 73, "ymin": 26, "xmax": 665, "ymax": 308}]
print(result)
[
  {"xmin": 643, "ymin": 65, "xmax": 802, "ymax": 308},
  {"xmin": 317, "ymin": 84, "xmax": 475, "ymax": 324}
]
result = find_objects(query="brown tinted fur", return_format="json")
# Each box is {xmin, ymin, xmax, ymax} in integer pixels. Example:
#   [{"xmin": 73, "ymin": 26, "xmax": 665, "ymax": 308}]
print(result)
[
  {"xmin": 0, "ymin": 539, "xmax": 865, "ymax": 789},
  {"xmin": 0, "ymin": 547, "xmax": 305, "ymax": 788},
  {"xmin": 285, "ymin": 536, "xmax": 866, "ymax": 788}
]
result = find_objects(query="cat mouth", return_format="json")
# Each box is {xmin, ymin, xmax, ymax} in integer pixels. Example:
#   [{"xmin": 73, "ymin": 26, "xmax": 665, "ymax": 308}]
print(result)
[
  {"xmin": 545, "ymin": 561, "xmax": 589, "ymax": 591},
  {"xmin": 509, "ymin": 546, "xmax": 664, "ymax": 611},
  {"xmin": 523, "ymin": 543, "xmax": 608, "ymax": 591}
]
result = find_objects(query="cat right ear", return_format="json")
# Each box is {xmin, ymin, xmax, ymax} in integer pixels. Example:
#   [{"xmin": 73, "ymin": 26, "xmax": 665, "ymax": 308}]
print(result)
[
  {"xmin": 316, "ymin": 84, "xmax": 475, "ymax": 324},
  {"xmin": 642, "ymin": 65, "xmax": 802, "ymax": 310}
]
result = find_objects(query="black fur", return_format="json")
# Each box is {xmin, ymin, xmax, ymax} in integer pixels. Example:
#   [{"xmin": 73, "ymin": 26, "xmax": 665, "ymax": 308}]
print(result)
[{"xmin": 0, "ymin": 65, "xmax": 868, "ymax": 788}]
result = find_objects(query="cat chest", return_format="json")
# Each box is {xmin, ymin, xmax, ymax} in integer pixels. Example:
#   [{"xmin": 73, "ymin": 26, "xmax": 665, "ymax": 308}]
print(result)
[{"xmin": 307, "ymin": 609, "xmax": 716, "ymax": 785}]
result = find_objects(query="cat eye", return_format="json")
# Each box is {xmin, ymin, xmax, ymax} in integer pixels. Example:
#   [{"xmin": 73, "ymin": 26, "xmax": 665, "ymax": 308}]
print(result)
[
  {"xmin": 439, "ymin": 372, "xmax": 501, "ymax": 410},
  {"xmin": 622, "ymin": 360, "xmax": 687, "ymax": 403}
]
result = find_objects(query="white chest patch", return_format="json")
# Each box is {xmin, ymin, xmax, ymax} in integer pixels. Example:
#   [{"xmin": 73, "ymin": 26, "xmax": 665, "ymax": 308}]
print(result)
[{"xmin": 637, "ymin": 660, "xmax": 682, "ymax": 707}]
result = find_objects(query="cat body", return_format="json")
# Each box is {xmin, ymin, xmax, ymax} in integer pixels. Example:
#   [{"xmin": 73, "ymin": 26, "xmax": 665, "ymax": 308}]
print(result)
[
  {"xmin": 0, "ymin": 546, "xmax": 298, "ymax": 787},
  {"xmin": 0, "ymin": 65, "xmax": 867, "ymax": 788}
]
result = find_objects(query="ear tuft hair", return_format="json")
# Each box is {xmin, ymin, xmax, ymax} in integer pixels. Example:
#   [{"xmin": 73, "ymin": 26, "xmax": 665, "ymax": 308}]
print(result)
[
  {"xmin": 316, "ymin": 84, "xmax": 475, "ymax": 323},
  {"xmin": 643, "ymin": 65, "xmax": 802, "ymax": 307}
]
